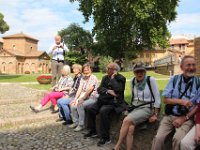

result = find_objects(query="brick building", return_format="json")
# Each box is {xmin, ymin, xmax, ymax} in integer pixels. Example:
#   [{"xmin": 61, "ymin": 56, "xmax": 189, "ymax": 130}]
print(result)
[{"xmin": 0, "ymin": 33, "xmax": 50, "ymax": 74}]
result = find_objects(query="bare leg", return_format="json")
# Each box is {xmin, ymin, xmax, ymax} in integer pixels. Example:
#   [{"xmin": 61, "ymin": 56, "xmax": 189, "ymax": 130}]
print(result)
[
  {"xmin": 114, "ymin": 117, "xmax": 132, "ymax": 150},
  {"xmin": 126, "ymin": 124, "xmax": 135, "ymax": 150}
]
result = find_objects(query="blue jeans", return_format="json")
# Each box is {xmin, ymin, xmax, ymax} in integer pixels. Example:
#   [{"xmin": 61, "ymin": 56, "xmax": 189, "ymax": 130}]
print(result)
[{"xmin": 57, "ymin": 97, "xmax": 73, "ymax": 121}]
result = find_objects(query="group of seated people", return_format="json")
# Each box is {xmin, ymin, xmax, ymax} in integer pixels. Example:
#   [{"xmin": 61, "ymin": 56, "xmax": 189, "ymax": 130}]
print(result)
[{"xmin": 30, "ymin": 55, "xmax": 200, "ymax": 150}]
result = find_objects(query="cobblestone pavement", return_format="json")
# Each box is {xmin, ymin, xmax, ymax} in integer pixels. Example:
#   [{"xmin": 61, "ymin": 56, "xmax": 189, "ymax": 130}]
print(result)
[
  {"xmin": 0, "ymin": 83, "xmax": 114, "ymax": 150},
  {"xmin": 0, "ymin": 120, "xmax": 114, "ymax": 150}
]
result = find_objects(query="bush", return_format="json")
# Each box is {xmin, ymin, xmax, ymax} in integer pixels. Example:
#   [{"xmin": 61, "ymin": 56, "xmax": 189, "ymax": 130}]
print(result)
[
  {"xmin": 99, "ymin": 56, "xmax": 113, "ymax": 73},
  {"xmin": 65, "ymin": 51, "xmax": 87, "ymax": 65}
]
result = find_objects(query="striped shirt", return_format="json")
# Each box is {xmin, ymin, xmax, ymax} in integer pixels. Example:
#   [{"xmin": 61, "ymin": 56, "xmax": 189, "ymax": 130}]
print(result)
[{"xmin": 56, "ymin": 75, "xmax": 74, "ymax": 95}]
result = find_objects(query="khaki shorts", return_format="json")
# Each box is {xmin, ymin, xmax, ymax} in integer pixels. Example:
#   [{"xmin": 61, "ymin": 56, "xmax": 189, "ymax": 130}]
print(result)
[{"xmin": 127, "ymin": 107, "xmax": 152, "ymax": 125}]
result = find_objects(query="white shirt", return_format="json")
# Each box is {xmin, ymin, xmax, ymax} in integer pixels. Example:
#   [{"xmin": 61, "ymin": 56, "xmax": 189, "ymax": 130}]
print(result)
[
  {"xmin": 131, "ymin": 76, "xmax": 161, "ymax": 108},
  {"xmin": 47, "ymin": 43, "xmax": 69, "ymax": 61}
]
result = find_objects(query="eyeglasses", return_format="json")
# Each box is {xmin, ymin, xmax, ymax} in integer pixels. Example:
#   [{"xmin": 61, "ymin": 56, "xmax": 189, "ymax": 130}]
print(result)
[
  {"xmin": 134, "ymin": 70, "xmax": 145, "ymax": 74},
  {"xmin": 107, "ymin": 67, "xmax": 115, "ymax": 70}
]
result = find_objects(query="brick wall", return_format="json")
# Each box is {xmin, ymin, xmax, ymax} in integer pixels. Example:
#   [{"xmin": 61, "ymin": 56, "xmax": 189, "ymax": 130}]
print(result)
[{"xmin": 194, "ymin": 37, "xmax": 200, "ymax": 76}]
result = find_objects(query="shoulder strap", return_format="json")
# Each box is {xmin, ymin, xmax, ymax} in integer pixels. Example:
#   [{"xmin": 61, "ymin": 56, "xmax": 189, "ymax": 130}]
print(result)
[
  {"xmin": 131, "ymin": 77, "xmax": 135, "ymax": 104},
  {"xmin": 146, "ymin": 76, "xmax": 155, "ymax": 102},
  {"xmin": 173, "ymin": 75, "xmax": 179, "ymax": 88},
  {"xmin": 146, "ymin": 76, "xmax": 155, "ymax": 109},
  {"xmin": 194, "ymin": 76, "xmax": 200, "ymax": 90}
]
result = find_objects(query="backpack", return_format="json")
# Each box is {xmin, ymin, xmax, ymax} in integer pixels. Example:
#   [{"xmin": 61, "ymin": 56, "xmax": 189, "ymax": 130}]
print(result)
[{"xmin": 131, "ymin": 76, "xmax": 155, "ymax": 109}]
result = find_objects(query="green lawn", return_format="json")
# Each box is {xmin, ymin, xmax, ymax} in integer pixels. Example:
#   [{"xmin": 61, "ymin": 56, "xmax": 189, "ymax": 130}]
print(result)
[
  {"xmin": 0, "ymin": 71, "xmax": 169, "ymax": 82},
  {"xmin": 0, "ymin": 74, "xmax": 41, "ymax": 82}
]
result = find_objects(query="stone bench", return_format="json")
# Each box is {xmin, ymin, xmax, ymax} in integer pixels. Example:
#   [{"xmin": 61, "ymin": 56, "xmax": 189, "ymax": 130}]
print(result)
[{"xmin": 93, "ymin": 113, "xmax": 172, "ymax": 150}]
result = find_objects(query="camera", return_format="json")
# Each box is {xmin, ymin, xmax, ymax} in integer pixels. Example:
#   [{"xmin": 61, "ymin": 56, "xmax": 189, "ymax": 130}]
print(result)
[{"xmin": 177, "ymin": 105, "xmax": 189, "ymax": 115}]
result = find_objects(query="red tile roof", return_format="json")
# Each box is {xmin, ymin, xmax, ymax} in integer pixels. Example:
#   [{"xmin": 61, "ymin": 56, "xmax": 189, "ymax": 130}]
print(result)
[
  {"xmin": 170, "ymin": 38, "xmax": 189, "ymax": 45},
  {"xmin": 2, "ymin": 32, "xmax": 38, "ymax": 42}
]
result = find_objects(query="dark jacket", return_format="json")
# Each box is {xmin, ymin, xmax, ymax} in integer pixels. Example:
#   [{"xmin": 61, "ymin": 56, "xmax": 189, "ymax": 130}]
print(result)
[{"xmin": 97, "ymin": 73, "xmax": 126, "ymax": 113}]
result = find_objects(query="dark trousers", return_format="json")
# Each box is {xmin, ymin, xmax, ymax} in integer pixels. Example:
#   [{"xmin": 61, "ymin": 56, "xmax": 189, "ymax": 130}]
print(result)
[{"xmin": 86, "ymin": 101, "xmax": 115, "ymax": 139}]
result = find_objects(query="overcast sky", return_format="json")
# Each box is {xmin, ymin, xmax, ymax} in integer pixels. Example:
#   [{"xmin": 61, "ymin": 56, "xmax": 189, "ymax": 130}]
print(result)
[{"xmin": 0, "ymin": 0, "xmax": 199, "ymax": 51}]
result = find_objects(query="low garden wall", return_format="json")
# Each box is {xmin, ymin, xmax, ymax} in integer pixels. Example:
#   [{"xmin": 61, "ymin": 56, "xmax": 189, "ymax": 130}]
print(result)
[{"xmin": 94, "ymin": 113, "xmax": 172, "ymax": 150}]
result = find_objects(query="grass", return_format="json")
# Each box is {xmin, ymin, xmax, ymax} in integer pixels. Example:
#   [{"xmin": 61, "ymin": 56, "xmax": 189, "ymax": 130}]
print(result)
[
  {"xmin": 0, "ymin": 74, "xmax": 40, "ymax": 82},
  {"xmin": 0, "ymin": 71, "xmax": 169, "ymax": 82}
]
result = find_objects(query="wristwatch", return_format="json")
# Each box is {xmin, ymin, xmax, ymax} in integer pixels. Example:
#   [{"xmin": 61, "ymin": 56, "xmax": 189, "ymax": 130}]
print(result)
[{"xmin": 185, "ymin": 115, "xmax": 190, "ymax": 121}]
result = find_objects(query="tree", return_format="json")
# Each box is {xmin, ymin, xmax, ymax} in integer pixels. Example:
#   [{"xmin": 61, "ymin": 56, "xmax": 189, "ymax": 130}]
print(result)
[
  {"xmin": 58, "ymin": 23, "xmax": 93, "ymax": 55},
  {"xmin": 70, "ymin": 0, "xmax": 179, "ymax": 59},
  {"xmin": 0, "ymin": 13, "xmax": 9, "ymax": 33}
]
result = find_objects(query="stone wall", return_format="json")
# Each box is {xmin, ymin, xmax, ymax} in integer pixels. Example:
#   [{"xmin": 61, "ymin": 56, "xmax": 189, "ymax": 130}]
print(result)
[
  {"xmin": 155, "ymin": 64, "xmax": 182, "ymax": 76},
  {"xmin": 155, "ymin": 64, "xmax": 174, "ymax": 75},
  {"xmin": 194, "ymin": 37, "xmax": 200, "ymax": 76},
  {"xmin": 90, "ymin": 112, "xmax": 172, "ymax": 150}
]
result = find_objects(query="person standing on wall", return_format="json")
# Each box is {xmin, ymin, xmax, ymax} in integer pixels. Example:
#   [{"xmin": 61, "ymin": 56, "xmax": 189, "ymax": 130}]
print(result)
[{"xmin": 48, "ymin": 35, "xmax": 68, "ymax": 86}]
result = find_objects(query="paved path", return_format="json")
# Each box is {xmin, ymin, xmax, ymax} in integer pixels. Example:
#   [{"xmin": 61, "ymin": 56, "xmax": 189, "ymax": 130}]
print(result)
[{"xmin": 0, "ymin": 83, "xmax": 114, "ymax": 150}]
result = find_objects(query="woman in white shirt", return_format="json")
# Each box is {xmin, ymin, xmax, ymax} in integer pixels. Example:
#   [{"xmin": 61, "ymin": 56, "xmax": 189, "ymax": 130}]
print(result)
[{"xmin": 114, "ymin": 62, "xmax": 161, "ymax": 150}]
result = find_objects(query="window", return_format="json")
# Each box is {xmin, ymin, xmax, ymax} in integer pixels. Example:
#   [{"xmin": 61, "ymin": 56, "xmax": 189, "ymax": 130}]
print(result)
[
  {"xmin": 146, "ymin": 53, "xmax": 150, "ymax": 58},
  {"xmin": 179, "ymin": 44, "xmax": 181, "ymax": 50},
  {"xmin": 13, "ymin": 44, "xmax": 16, "ymax": 50},
  {"xmin": 182, "ymin": 44, "xmax": 185, "ymax": 51}
]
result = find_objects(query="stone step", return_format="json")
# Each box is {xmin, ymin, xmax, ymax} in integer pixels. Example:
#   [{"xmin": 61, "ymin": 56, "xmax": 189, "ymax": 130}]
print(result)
[
  {"xmin": 0, "ymin": 113, "xmax": 57, "ymax": 128},
  {"xmin": 0, "ymin": 98, "xmax": 43, "ymax": 105},
  {"xmin": 0, "ymin": 102, "xmax": 58, "ymax": 128},
  {"xmin": 0, "ymin": 83, "xmax": 46, "ymax": 105}
]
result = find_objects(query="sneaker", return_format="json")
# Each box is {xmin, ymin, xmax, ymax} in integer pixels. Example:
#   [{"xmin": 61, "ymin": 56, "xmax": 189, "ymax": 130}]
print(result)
[
  {"xmin": 97, "ymin": 138, "xmax": 111, "ymax": 146},
  {"xmin": 62, "ymin": 120, "xmax": 73, "ymax": 125},
  {"xmin": 74, "ymin": 125, "xmax": 84, "ymax": 132},
  {"xmin": 56, "ymin": 118, "xmax": 64, "ymax": 122},
  {"xmin": 69, "ymin": 123, "xmax": 77, "ymax": 128},
  {"xmin": 51, "ymin": 108, "xmax": 59, "ymax": 113},
  {"xmin": 30, "ymin": 106, "xmax": 40, "ymax": 113},
  {"xmin": 83, "ymin": 131, "xmax": 98, "ymax": 139}
]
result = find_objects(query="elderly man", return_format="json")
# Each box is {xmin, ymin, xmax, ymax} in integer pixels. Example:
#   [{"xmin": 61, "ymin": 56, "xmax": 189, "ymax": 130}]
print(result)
[
  {"xmin": 84, "ymin": 62, "xmax": 126, "ymax": 146},
  {"xmin": 48, "ymin": 35, "xmax": 68, "ymax": 86},
  {"xmin": 151, "ymin": 55, "xmax": 200, "ymax": 150}
]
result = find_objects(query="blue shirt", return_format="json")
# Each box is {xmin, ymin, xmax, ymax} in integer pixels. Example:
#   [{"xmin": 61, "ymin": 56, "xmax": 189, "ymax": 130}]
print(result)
[{"xmin": 162, "ymin": 74, "xmax": 200, "ymax": 115}]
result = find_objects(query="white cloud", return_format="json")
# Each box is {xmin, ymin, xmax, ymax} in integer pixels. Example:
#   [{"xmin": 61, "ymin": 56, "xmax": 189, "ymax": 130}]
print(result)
[
  {"xmin": 0, "ymin": 0, "xmax": 91, "ymax": 51},
  {"xmin": 169, "ymin": 13, "xmax": 200, "ymax": 36}
]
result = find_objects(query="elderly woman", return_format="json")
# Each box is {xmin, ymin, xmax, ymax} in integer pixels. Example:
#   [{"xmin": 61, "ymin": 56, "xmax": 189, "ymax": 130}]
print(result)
[
  {"xmin": 56, "ymin": 64, "xmax": 83, "ymax": 125},
  {"xmin": 114, "ymin": 62, "xmax": 160, "ymax": 150},
  {"xmin": 30, "ymin": 65, "xmax": 74, "ymax": 113},
  {"xmin": 69, "ymin": 63, "xmax": 99, "ymax": 132}
]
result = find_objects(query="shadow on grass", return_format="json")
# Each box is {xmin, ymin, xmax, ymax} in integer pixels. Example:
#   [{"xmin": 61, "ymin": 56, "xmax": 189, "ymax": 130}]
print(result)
[{"xmin": 0, "ymin": 75, "xmax": 21, "ymax": 80}]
